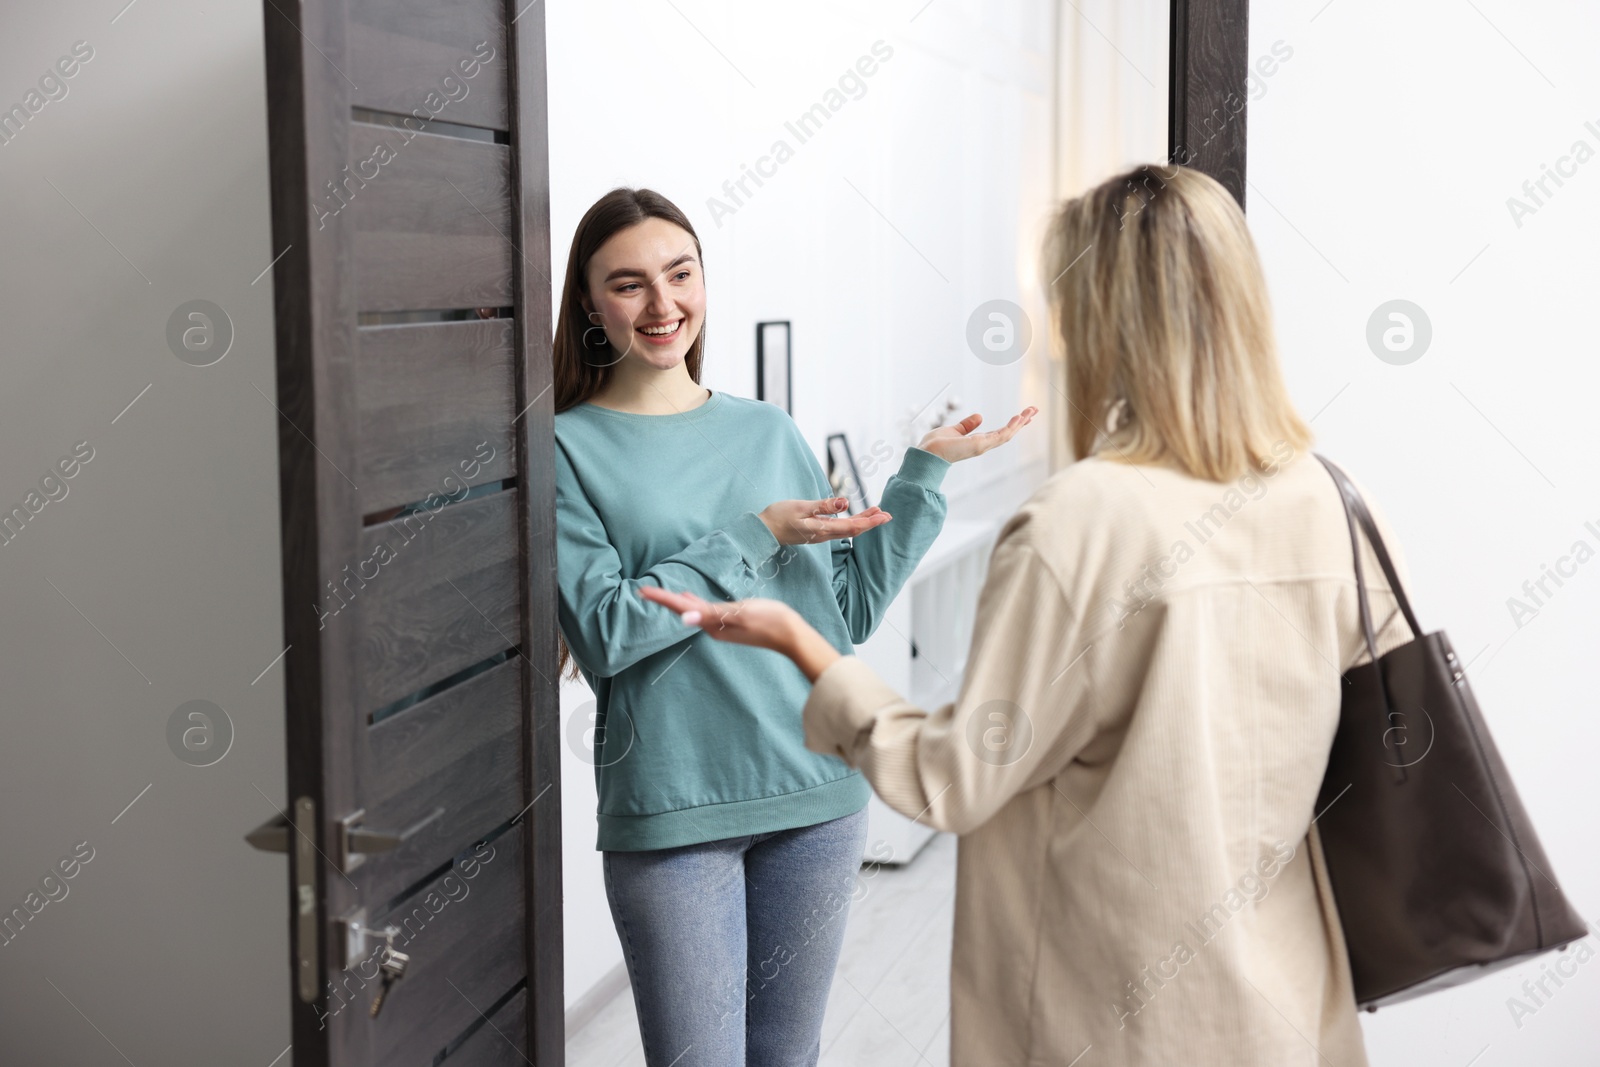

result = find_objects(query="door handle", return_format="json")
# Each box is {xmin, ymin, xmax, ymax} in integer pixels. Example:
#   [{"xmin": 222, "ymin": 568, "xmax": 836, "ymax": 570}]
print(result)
[
  {"xmin": 337, "ymin": 806, "xmax": 446, "ymax": 872},
  {"xmin": 244, "ymin": 813, "xmax": 291, "ymax": 852},
  {"xmin": 247, "ymin": 806, "xmax": 445, "ymax": 857},
  {"xmin": 242, "ymin": 802, "xmax": 443, "ymax": 995}
]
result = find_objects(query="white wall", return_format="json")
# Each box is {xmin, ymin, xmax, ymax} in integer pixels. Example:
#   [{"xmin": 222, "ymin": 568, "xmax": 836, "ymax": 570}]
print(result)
[
  {"xmin": 1248, "ymin": 1, "xmax": 1600, "ymax": 1062},
  {"xmin": 546, "ymin": 0, "xmax": 1061, "ymax": 1008}
]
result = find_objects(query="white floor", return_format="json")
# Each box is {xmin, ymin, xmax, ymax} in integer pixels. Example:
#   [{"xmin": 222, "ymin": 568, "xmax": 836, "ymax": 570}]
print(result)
[{"xmin": 566, "ymin": 832, "xmax": 958, "ymax": 1067}]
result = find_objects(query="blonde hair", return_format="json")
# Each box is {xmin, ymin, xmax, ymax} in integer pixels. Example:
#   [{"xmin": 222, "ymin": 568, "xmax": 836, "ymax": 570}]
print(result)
[{"xmin": 1042, "ymin": 164, "xmax": 1311, "ymax": 482}]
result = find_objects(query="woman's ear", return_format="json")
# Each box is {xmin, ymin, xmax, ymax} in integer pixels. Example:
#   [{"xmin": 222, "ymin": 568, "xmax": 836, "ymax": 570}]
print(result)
[{"xmin": 579, "ymin": 291, "xmax": 594, "ymax": 317}]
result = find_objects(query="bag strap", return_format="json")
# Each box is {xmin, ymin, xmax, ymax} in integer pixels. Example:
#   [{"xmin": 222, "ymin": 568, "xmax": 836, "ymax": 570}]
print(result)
[
  {"xmin": 1313, "ymin": 454, "xmax": 1422, "ymax": 648},
  {"xmin": 1318, "ymin": 455, "xmax": 1379, "ymax": 661}
]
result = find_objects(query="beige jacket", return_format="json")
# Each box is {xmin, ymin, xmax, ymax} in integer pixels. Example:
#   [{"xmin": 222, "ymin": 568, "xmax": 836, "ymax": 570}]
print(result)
[{"xmin": 803, "ymin": 452, "xmax": 1412, "ymax": 1067}]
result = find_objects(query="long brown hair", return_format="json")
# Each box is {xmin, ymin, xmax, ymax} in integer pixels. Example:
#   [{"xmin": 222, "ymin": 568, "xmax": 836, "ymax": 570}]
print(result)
[
  {"xmin": 553, "ymin": 187, "xmax": 706, "ymax": 414},
  {"xmin": 1041, "ymin": 164, "xmax": 1311, "ymax": 482},
  {"xmin": 554, "ymin": 188, "xmax": 707, "ymax": 680}
]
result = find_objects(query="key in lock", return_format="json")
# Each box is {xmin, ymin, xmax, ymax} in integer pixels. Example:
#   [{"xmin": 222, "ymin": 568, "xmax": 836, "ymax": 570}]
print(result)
[{"xmin": 369, "ymin": 946, "xmax": 410, "ymax": 1017}]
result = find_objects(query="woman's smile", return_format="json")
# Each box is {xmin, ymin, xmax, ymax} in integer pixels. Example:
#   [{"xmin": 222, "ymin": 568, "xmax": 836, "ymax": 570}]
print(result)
[{"xmin": 635, "ymin": 318, "xmax": 683, "ymax": 344}]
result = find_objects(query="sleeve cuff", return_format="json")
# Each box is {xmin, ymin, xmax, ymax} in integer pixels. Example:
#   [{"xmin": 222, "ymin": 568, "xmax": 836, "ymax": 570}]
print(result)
[
  {"xmin": 724, "ymin": 510, "xmax": 782, "ymax": 570},
  {"xmin": 802, "ymin": 655, "xmax": 904, "ymax": 764},
  {"xmin": 893, "ymin": 446, "xmax": 951, "ymax": 492}
]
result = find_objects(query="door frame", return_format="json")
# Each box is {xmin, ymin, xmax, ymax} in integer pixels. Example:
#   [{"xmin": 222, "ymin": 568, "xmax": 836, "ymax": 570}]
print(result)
[
  {"xmin": 1168, "ymin": 0, "xmax": 1250, "ymax": 207},
  {"xmin": 506, "ymin": 8, "xmax": 564, "ymax": 1067}
]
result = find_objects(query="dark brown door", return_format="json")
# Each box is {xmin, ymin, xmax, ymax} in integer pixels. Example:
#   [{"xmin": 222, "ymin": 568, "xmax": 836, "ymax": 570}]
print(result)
[
  {"xmin": 1168, "ymin": 0, "xmax": 1250, "ymax": 205},
  {"xmin": 250, "ymin": 1, "xmax": 561, "ymax": 1063}
]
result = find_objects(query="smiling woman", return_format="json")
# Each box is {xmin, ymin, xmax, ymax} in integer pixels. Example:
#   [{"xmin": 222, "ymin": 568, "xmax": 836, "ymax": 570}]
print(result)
[
  {"xmin": 548, "ymin": 187, "xmax": 1033, "ymax": 1066},
  {"xmin": 552, "ymin": 191, "xmax": 711, "ymax": 412},
  {"xmin": 585, "ymin": 227, "xmax": 704, "ymax": 360}
]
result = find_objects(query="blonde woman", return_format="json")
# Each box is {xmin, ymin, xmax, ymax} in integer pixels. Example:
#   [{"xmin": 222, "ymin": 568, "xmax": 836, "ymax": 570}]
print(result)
[{"xmin": 643, "ymin": 164, "xmax": 1412, "ymax": 1066}]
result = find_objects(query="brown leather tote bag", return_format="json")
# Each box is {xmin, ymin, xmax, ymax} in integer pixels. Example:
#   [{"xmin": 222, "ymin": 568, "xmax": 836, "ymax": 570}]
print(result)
[{"xmin": 1314, "ymin": 455, "xmax": 1587, "ymax": 1009}]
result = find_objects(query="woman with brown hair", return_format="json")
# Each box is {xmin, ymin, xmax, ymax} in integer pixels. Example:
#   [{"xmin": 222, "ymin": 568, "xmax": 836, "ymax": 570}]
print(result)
[
  {"xmin": 552, "ymin": 186, "xmax": 1035, "ymax": 1066},
  {"xmin": 644, "ymin": 164, "xmax": 1413, "ymax": 1066}
]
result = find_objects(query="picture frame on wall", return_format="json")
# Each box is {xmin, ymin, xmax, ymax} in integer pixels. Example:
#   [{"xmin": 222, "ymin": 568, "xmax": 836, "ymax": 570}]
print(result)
[
  {"xmin": 825, "ymin": 433, "xmax": 872, "ymax": 514},
  {"xmin": 756, "ymin": 320, "xmax": 792, "ymax": 414}
]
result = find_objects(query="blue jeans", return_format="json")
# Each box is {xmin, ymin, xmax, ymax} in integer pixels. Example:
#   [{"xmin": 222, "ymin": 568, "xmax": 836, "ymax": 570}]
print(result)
[{"xmin": 602, "ymin": 806, "xmax": 871, "ymax": 1067}]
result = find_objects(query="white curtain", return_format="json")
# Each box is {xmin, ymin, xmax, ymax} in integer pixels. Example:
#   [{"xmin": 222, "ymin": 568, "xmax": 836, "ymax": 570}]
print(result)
[{"xmin": 1045, "ymin": 0, "xmax": 1169, "ymax": 472}]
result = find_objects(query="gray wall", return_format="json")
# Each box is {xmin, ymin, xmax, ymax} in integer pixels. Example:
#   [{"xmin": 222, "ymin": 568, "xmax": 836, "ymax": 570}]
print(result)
[{"xmin": 0, "ymin": 1, "xmax": 292, "ymax": 1063}]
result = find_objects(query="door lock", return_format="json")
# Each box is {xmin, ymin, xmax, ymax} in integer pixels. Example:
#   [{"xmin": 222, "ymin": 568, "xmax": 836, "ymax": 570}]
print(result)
[{"xmin": 242, "ymin": 798, "xmax": 321, "ymax": 1002}]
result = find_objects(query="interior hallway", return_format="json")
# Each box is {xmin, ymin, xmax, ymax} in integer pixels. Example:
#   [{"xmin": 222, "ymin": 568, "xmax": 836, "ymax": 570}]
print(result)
[{"xmin": 567, "ymin": 834, "xmax": 958, "ymax": 1067}]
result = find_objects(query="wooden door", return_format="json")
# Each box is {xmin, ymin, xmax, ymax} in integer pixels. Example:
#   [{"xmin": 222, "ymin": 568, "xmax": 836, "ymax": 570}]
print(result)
[
  {"xmin": 252, "ymin": 1, "xmax": 561, "ymax": 1063},
  {"xmin": 1169, "ymin": 0, "xmax": 1249, "ymax": 206}
]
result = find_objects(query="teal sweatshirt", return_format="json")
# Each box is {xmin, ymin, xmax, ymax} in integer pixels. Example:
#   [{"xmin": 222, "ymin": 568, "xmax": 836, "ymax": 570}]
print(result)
[{"xmin": 554, "ymin": 389, "xmax": 951, "ymax": 851}]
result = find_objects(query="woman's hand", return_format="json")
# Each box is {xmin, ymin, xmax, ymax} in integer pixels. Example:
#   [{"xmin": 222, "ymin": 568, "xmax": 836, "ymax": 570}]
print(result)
[
  {"xmin": 759, "ymin": 497, "xmax": 891, "ymax": 546},
  {"xmin": 637, "ymin": 587, "xmax": 843, "ymax": 682},
  {"xmin": 917, "ymin": 406, "xmax": 1039, "ymax": 463}
]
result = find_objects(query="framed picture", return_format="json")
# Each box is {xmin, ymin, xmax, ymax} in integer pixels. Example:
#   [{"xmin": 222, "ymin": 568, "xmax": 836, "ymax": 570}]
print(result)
[
  {"xmin": 756, "ymin": 320, "xmax": 792, "ymax": 414},
  {"xmin": 825, "ymin": 433, "xmax": 872, "ymax": 514}
]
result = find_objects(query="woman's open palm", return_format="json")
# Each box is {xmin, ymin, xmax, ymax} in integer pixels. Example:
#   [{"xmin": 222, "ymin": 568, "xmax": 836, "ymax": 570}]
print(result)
[
  {"xmin": 759, "ymin": 497, "xmax": 891, "ymax": 546},
  {"xmin": 638, "ymin": 587, "xmax": 799, "ymax": 653},
  {"xmin": 918, "ymin": 406, "xmax": 1039, "ymax": 463}
]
